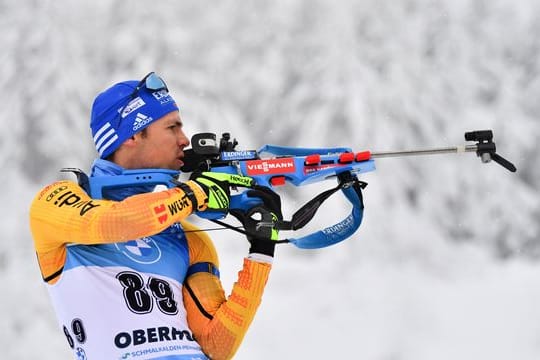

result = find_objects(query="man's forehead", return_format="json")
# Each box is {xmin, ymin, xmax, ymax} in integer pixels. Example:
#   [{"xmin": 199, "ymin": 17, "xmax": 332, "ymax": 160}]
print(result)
[{"xmin": 161, "ymin": 111, "xmax": 182, "ymax": 124}]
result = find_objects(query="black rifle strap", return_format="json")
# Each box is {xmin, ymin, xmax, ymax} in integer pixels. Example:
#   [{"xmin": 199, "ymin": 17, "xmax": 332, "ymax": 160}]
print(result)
[
  {"xmin": 210, "ymin": 218, "xmax": 290, "ymax": 244},
  {"xmin": 209, "ymin": 171, "xmax": 367, "ymax": 243},
  {"xmin": 278, "ymin": 172, "xmax": 367, "ymax": 232},
  {"xmin": 278, "ymin": 185, "xmax": 343, "ymax": 231}
]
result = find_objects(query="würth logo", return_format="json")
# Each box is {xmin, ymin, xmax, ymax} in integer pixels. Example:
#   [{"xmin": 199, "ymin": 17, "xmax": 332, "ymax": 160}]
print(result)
[
  {"xmin": 132, "ymin": 113, "xmax": 153, "ymax": 131},
  {"xmin": 245, "ymin": 158, "xmax": 296, "ymax": 175}
]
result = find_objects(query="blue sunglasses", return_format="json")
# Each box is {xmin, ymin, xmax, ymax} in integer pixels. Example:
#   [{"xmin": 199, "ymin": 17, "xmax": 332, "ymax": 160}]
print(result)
[
  {"xmin": 131, "ymin": 72, "xmax": 168, "ymax": 95},
  {"xmin": 117, "ymin": 72, "xmax": 169, "ymax": 120}
]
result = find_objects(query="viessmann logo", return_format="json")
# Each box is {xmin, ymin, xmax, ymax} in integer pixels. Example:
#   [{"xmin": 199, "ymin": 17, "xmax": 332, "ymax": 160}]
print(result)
[{"xmin": 245, "ymin": 158, "xmax": 296, "ymax": 175}]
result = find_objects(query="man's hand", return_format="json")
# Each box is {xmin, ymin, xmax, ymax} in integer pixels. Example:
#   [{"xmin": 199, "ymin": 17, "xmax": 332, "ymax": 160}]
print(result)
[
  {"xmin": 230, "ymin": 186, "xmax": 283, "ymax": 257},
  {"xmin": 191, "ymin": 172, "xmax": 255, "ymax": 211}
]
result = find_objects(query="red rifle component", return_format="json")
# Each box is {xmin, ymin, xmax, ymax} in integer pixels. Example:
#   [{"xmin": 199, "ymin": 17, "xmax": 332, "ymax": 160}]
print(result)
[
  {"xmin": 355, "ymin": 151, "xmax": 371, "ymax": 162},
  {"xmin": 270, "ymin": 176, "xmax": 287, "ymax": 186},
  {"xmin": 304, "ymin": 154, "xmax": 321, "ymax": 166},
  {"xmin": 338, "ymin": 152, "xmax": 355, "ymax": 164}
]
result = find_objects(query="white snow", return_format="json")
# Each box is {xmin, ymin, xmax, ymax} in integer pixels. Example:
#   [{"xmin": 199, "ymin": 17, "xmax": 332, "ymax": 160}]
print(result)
[{"xmin": 1, "ymin": 0, "xmax": 539, "ymax": 359}]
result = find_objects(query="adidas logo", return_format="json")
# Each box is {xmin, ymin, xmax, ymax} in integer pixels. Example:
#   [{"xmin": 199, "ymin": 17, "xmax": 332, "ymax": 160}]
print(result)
[{"xmin": 132, "ymin": 113, "xmax": 153, "ymax": 131}]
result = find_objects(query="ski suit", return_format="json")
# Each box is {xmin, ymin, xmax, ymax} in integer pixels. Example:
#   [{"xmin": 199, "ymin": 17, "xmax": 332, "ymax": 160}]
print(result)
[{"xmin": 29, "ymin": 159, "xmax": 272, "ymax": 360}]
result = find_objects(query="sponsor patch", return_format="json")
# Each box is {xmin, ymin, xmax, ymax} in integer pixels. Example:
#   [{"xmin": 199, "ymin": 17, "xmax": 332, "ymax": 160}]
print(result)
[
  {"xmin": 322, "ymin": 214, "xmax": 354, "ymax": 236},
  {"xmin": 51, "ymin": 190, "xmax": 100, "ymax": 216},
  {"xmin": 245, "ymin": 158, "xmax": 296, "ymax": 175},
  {"xmin": 303, "ymin": 163, "xmax": 344, "ymax": 174},
  {"xmin": 115, "ymin": 237, "xmax": 162, "ymax": 264},
  {"xmin": 45, "ymin": 184, "xmax": 68, "ymax": 202},
  {"xmin": 152, "ymin": 90, "xmax": 173, "ymax": 104},
  {"xmin": 220, "ymin": 151, "xmax": 258, "ymax": 161},
  {"xmin": 153, "ymin": 203, "xmax": 168, "ymax": 224},
  {"xmin": 121, "ymin": 97, "xmax": 146, "ymax": 118},
  {"xmin": 167, "ymin": 195, "xmax": 190, "ymax": 216},
  {"xmin": 38, "ymin": 183, "xmax": 60, "ymax": 200}
]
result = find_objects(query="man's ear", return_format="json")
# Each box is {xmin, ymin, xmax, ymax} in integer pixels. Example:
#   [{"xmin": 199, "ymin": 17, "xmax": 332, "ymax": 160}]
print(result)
[{"xmin": 122, "ymin": 135, "xmax": 139, "ymax": 147}]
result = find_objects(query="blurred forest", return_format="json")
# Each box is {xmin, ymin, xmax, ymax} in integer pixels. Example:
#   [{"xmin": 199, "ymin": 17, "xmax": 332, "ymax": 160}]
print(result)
[{"xmin": 1, "ymin": 0, "xmax": 539, "ymax": 359}]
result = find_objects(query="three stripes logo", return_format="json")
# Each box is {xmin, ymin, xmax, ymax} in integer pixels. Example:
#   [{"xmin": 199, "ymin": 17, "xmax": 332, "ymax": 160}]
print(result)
[
  {"xmin": 93, "ymin": 122, "xmax": 118, "ymax": 156},
  {"xmin": 93, "ymin": 113, "xmax": 154, "ymax": 156},
  {"xmin": 132, "ymin": 113, "xmax": 153, "ymax": 131}
]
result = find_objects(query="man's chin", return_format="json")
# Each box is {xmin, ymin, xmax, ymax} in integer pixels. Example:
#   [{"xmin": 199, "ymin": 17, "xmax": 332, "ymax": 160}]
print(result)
[{"xmin": 172, "ymin": 158, "xmax": 184, "ymax": 170}]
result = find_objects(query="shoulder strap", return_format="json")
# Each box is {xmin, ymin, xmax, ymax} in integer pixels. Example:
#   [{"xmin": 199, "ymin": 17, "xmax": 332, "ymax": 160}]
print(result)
[{"xmin": 288, "ymin": 172, "xmax": 366, "ymax": 249}]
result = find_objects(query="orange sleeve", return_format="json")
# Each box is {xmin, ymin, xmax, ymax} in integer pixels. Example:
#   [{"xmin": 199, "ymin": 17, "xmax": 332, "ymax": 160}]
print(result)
[
  {"xmin": 29, "ymin": 180, "xmax": 207, "ymax": 281},
  {"xmin": 182, "ymin": 221, "xmax": 271, "ymax": 360}
]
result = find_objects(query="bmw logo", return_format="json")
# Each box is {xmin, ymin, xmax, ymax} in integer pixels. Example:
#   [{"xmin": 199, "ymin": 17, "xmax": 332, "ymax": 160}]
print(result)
[
  {"xmin": 115, "ymin": 237, "xmax": 162, "ymax": 264},
  {"xmin": 75, "ymin": 347, "xmax": 87, "ymax": 360}
]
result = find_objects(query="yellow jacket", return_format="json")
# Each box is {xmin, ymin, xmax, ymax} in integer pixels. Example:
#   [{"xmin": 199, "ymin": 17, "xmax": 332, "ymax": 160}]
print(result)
[{"xmin": 30, "ymin": 178, "xmax": 271, "ymax": 359}]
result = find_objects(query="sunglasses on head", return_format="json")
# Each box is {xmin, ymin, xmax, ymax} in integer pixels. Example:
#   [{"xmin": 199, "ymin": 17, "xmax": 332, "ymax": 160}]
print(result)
[
  {"xmin": 117, "ymin": 72, "xmax": 169, "ymax": 120},
  {"xmin": 131, "ymin": 72, "xmax": 168, "ymax": 96}
]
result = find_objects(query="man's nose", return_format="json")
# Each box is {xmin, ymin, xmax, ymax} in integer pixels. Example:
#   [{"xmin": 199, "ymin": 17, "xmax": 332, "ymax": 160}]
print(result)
[{"xmin": 178, "ymin": 131, "xmax": 190, "ymax": 147}]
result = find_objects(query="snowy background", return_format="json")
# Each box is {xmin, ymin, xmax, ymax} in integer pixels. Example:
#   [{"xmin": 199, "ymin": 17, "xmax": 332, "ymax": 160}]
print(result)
[{"xmin": 2, "ymin": 0, "xmax": 540, "ymax": 359}]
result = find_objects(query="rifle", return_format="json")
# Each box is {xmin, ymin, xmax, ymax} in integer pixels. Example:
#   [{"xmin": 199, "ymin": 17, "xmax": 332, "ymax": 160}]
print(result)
[
  {"xmin": 178, "ymin": 129, "xmax": 516, "ymax": 249},
  {"xmin": 67, "ymin": 130, "xmax": 515, "ymax": 250}
]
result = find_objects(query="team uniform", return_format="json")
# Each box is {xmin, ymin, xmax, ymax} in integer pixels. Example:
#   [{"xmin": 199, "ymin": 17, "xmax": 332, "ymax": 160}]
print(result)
[{"xmin": 29, "ymin": 159, "xmax": 272, "ymax": 360}]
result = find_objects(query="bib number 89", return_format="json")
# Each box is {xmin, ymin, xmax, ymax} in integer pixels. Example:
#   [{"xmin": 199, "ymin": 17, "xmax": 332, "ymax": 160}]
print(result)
[{"xmin": 116, "ymin": 271, "xmax": 178, "ymax": 315}]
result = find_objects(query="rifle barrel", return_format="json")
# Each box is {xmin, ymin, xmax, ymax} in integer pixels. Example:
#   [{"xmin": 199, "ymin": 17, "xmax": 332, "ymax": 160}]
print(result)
[{"xmin": 370, "ymin": 145, "xmax": 477, "ymax": 159}]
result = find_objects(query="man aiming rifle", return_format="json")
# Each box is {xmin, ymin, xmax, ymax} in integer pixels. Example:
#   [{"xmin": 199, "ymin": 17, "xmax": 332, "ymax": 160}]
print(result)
[{"xmin": 29, "ymin": 72, "xmax": 283, "ymax": 360}]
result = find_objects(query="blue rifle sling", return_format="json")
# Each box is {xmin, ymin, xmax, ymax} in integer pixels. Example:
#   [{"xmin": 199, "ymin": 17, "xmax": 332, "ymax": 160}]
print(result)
[{"xmin": 288, "ymin": 183, "xmax": 364, "ymax": 249}]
